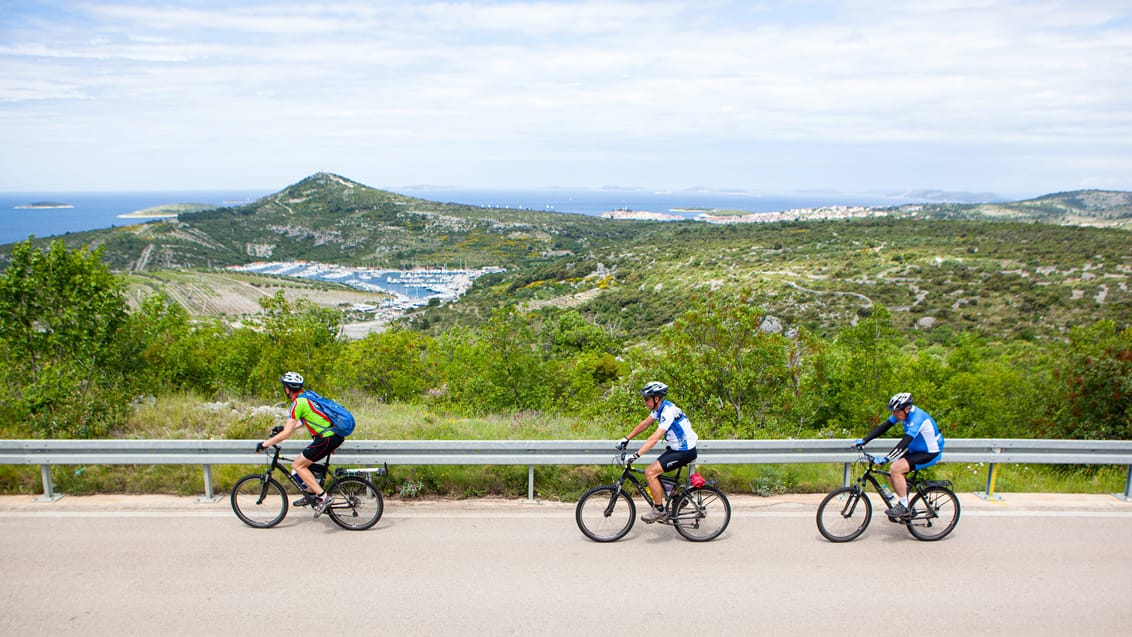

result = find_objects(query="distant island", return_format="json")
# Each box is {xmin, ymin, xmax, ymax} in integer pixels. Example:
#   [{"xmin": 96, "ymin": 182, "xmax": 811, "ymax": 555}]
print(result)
[
  {"xmin": 15, "ymin": 201, "xmax": 73, "ymax": 209},
  {"xmin": 117, "ymin": 203, "xmax": 217, "ymax": 219}
]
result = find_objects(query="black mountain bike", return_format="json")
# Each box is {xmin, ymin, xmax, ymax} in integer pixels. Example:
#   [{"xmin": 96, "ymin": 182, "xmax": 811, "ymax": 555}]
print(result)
[
  {"xmin": 231, "ymin": 428, "xmax": 387, "ymax": 531},
  {"xmin": 816, "ymin": 449, "xmax": 960, "ymax": 542},
  {"xmin": 575, "ymin": 451, "xmax": 731, "ymax": 542}
]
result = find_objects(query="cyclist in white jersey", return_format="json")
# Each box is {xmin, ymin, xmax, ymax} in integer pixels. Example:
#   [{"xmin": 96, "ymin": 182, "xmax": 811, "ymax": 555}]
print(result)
[{"xmin": 619, "ymin": 381, "xmax": 699, "ymax": 523}]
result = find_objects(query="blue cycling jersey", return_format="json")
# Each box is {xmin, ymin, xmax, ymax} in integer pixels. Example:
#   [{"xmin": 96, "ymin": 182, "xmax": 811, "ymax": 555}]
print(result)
[{"xmin": 887, "ymin": 406, "xmax": 944, "ymax": 454}]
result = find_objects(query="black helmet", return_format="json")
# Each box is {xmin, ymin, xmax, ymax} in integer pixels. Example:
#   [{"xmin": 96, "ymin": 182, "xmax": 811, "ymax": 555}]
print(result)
[
  {"xmin": 640, "ymin": 381, "xmax": 669, "ymax": 398},
  {"xmin": 280, "ymin": 371, "xmax": 305, "ymax": 391}
]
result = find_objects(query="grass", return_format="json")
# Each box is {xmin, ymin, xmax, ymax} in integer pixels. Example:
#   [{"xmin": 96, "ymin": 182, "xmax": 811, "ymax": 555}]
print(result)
[{"xmin": 2, "ymin": 392, "xmax": 1128, "ymax": 499}]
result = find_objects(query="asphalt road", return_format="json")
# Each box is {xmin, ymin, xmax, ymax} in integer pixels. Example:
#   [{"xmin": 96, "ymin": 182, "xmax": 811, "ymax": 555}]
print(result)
[{"xmin": 2, "ymin": 494, "xmax": 1131, "ymax": 636}]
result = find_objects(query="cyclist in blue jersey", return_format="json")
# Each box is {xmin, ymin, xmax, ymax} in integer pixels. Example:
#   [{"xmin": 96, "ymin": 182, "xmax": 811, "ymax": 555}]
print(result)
[
  {"xmin": 619, "ymin": 381, "xmax": 699, "ymax": 523},
  {"xmin": 255, "ymin": 372, "xmax": 344, "ymax": 515},
  {"xmin": 855, "ymin": 392, "xmax": 945, "ymax": 520}
]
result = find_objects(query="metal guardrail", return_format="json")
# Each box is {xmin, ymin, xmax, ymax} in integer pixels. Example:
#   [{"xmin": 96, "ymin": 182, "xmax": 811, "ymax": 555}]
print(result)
[{"xmin": 2, "ymin": 438, "xmax": 1130, "ymax": 503}]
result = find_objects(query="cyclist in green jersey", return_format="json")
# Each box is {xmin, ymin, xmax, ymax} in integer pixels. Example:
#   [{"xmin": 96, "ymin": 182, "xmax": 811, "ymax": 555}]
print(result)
[{"xmin": 255, "ymin": 372, "xmax": 344, "ymax": 515}]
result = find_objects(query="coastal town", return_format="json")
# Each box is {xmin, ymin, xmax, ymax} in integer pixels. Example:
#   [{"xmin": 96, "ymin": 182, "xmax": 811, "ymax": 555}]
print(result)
[{"xmin": 601, "ymin": 204, "xmax": 895, "ymax": 223}]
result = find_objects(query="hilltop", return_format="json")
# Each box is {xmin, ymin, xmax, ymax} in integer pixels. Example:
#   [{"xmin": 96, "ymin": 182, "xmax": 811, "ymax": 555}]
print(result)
[{"xmin": 29, "ymin": 172, "xmax": 635, "ymax": 272}]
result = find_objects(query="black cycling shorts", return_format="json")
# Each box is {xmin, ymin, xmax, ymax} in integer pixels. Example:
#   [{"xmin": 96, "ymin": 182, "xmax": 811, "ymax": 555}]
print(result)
[
  {"xmin": 902, "ymin": 451, "xmax": 940, "ymax": 471},
  {"xmin": 657, "ymin": 447, "xmax": 698, "ymax": 472},
  {"xmin": 302, "ymin": 434, "xmax": 344, "ymax": 462}
]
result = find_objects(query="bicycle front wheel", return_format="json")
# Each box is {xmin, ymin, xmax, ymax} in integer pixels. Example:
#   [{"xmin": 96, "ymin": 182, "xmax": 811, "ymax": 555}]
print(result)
[
  {"xmin": 231, "ymin": 474, "xmax": 288, "ymax": 528},
  {"xmin": 816, "ymin": 486, "xmax": 872, "ymax": 542},
  {"xmin": 326, "ymin": 476, "xmax": 384, "ymax": 531},
  {"xmin": 576, "ymin": 485, "xmax": 635, "ymax": 542},
  {"xmin": 906, "ymin": 486, "xmax": 960, "ymax": 541},
  {"xmin": 673, "ymin": 486, "xmax": 731, "ymax": 542}
]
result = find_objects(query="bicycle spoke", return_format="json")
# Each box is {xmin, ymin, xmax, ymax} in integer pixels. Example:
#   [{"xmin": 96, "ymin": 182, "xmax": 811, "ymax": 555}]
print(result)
[
  {"xmin": 906, "ymin": 486, "xmax": 960, "ymax": 541},
  {"xmin": 230, "ymin": 475, "xmax": 287, "ymax": 528},
  {"xmin": 576, "ymin": 485, "xmax": 635, "ymax": 542},
  {"xmin": 325, "ymin": 477, "xmax": 383, "ymax": 531},
  {"xmin": 816, "ymin": 487, "xmax": 872, "ymax": 542},
  {"xmin": 673, "ymin": 487, "xmax": 730, "ymax": 542}
]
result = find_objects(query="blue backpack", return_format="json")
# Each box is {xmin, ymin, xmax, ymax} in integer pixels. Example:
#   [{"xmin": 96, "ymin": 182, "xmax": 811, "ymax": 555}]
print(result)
[{"xmin": 300, "ymin": 390, "xmax": 356, "ymax": 437}]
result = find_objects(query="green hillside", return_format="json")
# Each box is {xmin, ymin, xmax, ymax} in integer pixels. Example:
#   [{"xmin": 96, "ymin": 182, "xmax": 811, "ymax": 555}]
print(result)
[
  {"xmin": 907, "ymin": 190, "xmax": 1132, "ymax": 228},
  {"xmin": 2, "ymin": 174, "xmax": 1129, "ymax": 344},
  {"xmin": 17, "ymin": 172, "xmax": 639, "ymax": 272},
  {"xmin": 423, "ymin": 216, "xmax": 1130, "ymax": 341}
]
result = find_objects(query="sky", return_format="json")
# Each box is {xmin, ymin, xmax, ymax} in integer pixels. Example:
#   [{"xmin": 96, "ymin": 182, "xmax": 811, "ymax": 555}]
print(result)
[{"xmin": 2, "ymin": 0, "xmax": 1131, "ymax": 199}]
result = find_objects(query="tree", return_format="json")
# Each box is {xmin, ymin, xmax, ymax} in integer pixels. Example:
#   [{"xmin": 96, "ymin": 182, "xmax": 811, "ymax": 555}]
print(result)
[
  {"xmin": 937, "ymin": 336, "xmax": 1051, "ymax": 438},
  {"xmin": 340, "ymin": 326, "xmax": 435, "ymax": 402},
  {"xmin": 0, "ymin": 240, "xmax": 130, "ymax": 437},
  {"xmin": 247, "ymin": 292, "xmax": 343, "ymax": 398},
  {"xmin": 653, "ymin": 293, "xmax": 794, "ymax": 437},
  {"xmin": 434, "ymin": 306, "xmax": 554, "ymax": 414},
  {"xmin": 1049, "ymin": 321, "xmax": 1132, "ymax": 439},
  {"xmin": 808, "ymin": 306, "xmax": 906, "ymax": 433}
]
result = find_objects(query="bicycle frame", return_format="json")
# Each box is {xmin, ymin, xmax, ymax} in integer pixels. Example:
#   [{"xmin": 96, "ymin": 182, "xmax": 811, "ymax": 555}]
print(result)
[
  {"xmin": 851, "ymin": 453, "xmax": 946, "ymax": 524},
  {"xmin": 607, "ymin": 462, "xmax": 686, "ymax": 524},
  {"xmin": 259, "ymin": 445, "xmax": 388, "ymax": 496},
  {"xmin": 256, "ymin": 446, "xmax": 339, "ymax": 505}
]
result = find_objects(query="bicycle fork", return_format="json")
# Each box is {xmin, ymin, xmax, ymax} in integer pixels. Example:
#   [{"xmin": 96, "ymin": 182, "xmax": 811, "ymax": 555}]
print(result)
[
  {"xmin": 840, "ymin": 485, "xmax": 867, "ymax": 519},
  {"xmin": 255, "ymin": 471, "xmax": 274, "ymax": 505},
  {"xmin": 604, "ymin": 483, "xmax": 627, "ymax": 517}
]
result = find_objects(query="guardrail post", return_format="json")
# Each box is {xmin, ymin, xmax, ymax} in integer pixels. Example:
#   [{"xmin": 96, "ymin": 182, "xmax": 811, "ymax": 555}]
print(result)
[
  {"xmin": 527, "ymin": 465, "xmax": 535, "ymax": 502},
  {"xmin": 35, "ymin": 465, "xmax": 62, "ymax": 502},
  {"xmin": 1117, "ymin": 465, "xmax": 1132, "ymax": 502},
  {"xmin": 198, "ymin": 464, "xmax": 222, "ymax": 503},
  {"xmin": 977, "ymin": 462, "xmax": 1004, "ymax": 501},
  {"xmin": 842, "ymin": 462, "xmax": 851, "ymax": 488}
]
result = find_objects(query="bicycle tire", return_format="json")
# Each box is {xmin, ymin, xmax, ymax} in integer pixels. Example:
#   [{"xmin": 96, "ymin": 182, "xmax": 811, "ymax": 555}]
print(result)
[
  {"xmin": 575, "ymin": 485, "xmax": 635, "ymax": 542},
  {"xmin": 325, "ymin": 476, "xmax": 384, "ymax": 531},
  {"xmin": 906, "ymin": 486, "xmax": 960, "ymax": 541},
  {"xmin": 816, "ymin": 486, "xmax": 872, "ymax": 542},
  {"xmin": 673, "ymin": 486, "xmax": 731, "ymax": 542},
  {"xmin": 231, "ymin": 474, "xmax": 288, "ymax": 528}
]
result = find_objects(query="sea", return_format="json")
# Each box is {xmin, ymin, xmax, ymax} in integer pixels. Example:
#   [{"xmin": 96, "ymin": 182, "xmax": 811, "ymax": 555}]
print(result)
[
  {"xmin": 0, "ymin": 191, "xmax": 267, "ymax": 245},
  {"xmin": 0, "ymin": 187, "xmax": 917, "ymax": 246}
]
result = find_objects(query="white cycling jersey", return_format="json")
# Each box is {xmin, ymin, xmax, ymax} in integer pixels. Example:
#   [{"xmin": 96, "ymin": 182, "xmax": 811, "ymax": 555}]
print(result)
[{"xmin": 653, "ymin": 400, "xmax": 697, "ymax": 451}]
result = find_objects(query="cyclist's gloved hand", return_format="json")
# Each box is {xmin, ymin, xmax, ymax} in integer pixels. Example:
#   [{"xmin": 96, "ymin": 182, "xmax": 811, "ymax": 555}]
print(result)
[
  {"xmin": 255, "ymin": 442, "xmax": 265, "ymax": 453},
  {"xmin": 873, "ymin": 454, "xmax": 888, "ymax": 465},
  {"xmin": 618, "ymin": 437, "xmax": 629, "ymax": 450},
  {"xmin": 853, "ymin": 439, "xmax": 864, "ymax": 449},
  {"xmin": 625, "ymin": 452, "xmax": 640, "ymax": 466}
]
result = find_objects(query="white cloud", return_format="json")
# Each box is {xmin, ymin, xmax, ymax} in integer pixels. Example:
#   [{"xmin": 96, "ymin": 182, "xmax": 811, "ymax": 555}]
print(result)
[{"xmin": 1, "ymin": 0, "xmax": 1130, "ymax": 193}]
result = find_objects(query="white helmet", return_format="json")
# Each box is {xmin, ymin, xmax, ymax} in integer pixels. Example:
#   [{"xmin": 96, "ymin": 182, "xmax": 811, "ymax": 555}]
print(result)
[
  {"xmin": 280, "ymin": 371, "xmax": 305, "ymax": 390},
  {"xmin": 887, "ymin": 392, "xmax": 913, "ymax": 411},
  {"xmin": 640, "ymin": 381, "xmax": 669, "ymax": 398}
]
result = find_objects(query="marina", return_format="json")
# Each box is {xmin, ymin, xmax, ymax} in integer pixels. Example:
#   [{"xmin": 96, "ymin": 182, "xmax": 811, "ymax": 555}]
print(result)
[{"xmin": 227, "ymin": 261, "xmax": 505, "ymax": 313}]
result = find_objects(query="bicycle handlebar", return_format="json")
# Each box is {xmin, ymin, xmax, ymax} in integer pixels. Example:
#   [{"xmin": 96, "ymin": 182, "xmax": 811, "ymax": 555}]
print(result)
[
  {"xmin": 614, "ymin": 449, "xmax": 640, "ymax": 468},
  {"xmin": 855, "ymin": 449, "xmax": 884, "ymax": 466}
]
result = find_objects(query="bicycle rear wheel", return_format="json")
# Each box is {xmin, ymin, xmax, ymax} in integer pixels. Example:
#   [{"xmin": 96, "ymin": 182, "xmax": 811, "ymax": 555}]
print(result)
[
  {"xmin": 906, "ymin": 486, "xmax": 960, "ymax": 541},
  {"xmin": 230, "ymin": 474, "xmax": 288, "ymax": 528},
  {"xmin": 816, "ymin": 486, "xmax": 872, "ymax": 542},
  {"xmin": 673, "ymin": 486, "xmax": 731, "ymax": 542},
  {"xmin": 326, "ymin": 476, "xmax": 384, "ymax": 531},
  {"xmin": 575, "ymin": 485, "xmax": 635, "ymax": 542}
]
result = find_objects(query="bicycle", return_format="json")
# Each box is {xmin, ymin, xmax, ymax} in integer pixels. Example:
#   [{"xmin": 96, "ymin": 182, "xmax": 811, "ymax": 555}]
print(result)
[
  {"xmin": 575, "ymin": 450, "xmax": 731, "ymax": 542},
  {"xmin": 816, "ymin": 448, "xmax": 960, "ymax": 542},
  {"xmin": 230, "ymin": 427, "xmax": 387, "ymax": 531}
]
